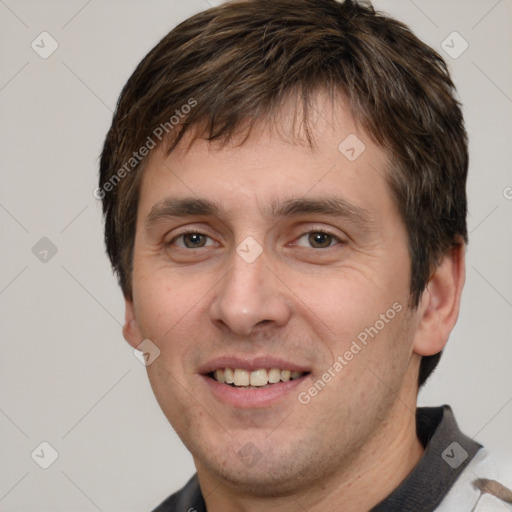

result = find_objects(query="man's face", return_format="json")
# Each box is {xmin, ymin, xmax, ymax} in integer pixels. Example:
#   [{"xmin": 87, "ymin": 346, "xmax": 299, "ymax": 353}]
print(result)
[{"xmin": 125, "ymin": 96, "xmax": 422, "ymax": 493}]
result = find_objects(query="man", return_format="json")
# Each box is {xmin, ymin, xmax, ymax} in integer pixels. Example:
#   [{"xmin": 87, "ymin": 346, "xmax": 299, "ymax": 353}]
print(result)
[{"xmin": 98, "ymin": 0, "xmax": 511, "ymax": 510}]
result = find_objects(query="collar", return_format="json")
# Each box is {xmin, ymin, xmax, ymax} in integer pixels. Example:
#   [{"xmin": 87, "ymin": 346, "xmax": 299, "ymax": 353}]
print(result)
[{"xmin": 371, "ymin": 405, "xmax": 482, "ymax": 511}]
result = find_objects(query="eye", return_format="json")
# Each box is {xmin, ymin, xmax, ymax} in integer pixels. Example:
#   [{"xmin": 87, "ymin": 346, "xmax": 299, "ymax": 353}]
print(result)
[
  {"xmin": 295, "ymin": 230, "xmax": 341, "ymax": 249},
  {"xmin": 170, "ymin": 232, "xmax": 217, "ymax": 249}
]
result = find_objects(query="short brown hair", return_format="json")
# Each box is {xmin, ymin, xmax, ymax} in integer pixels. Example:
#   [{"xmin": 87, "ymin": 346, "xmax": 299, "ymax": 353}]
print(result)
[{"xmin": 99, "ymin": 0, "xmax": 468, "ymax": 387}]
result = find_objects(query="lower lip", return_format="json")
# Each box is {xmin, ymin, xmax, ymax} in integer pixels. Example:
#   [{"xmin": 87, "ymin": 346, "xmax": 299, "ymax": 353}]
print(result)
[{"xmin": 201, "ymin": 374, "xmax": 308, "ymax": 408}]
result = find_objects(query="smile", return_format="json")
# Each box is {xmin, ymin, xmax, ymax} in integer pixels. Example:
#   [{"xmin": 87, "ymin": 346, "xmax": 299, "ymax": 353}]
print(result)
[
  {"xmin": 210, "ymin": 368, "xmax": 307, "ymax": 388},
  {"xmin": 199, "ymin": 356, "xmax": 311, "ymax": 407}
]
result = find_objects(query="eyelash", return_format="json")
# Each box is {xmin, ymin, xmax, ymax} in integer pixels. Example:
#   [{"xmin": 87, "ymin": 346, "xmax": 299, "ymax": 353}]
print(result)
[
  {"xmin": 168, "ymin": 231, "xmax": 217, "ymax": 248},
  {"xmin": 296, "ymin": 228, "xmax": 342, "ymax": 247},
  {"xmin": 168, "ymin": 228, "xmax": 343, "ymax": 248}
]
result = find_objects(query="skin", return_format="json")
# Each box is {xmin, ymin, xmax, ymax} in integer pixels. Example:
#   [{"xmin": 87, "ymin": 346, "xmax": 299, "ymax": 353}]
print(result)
[{"xmin": 123, "ymin": 94, "xmax": 465, "ymax": 512}]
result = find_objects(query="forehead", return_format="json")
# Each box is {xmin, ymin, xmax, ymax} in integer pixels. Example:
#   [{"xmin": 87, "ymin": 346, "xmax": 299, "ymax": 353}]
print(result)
[{"xmin": 137, "ymin": 92, "xmax": 394, "ymax": 221}]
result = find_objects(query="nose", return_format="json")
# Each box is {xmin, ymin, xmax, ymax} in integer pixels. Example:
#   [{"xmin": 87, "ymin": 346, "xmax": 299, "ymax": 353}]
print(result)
[{"xmin": 209, "ymin": 248, "xmax": 292, "ymax": 336}]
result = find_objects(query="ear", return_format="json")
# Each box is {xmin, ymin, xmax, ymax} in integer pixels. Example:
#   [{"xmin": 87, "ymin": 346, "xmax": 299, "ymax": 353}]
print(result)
[
  {"xmin": 122, "ymin": 297, "xmax": 143, "ymax": 349},
  {"xmin": 413, "ymin": 242, "xmax": 466, "ymax": 356}
]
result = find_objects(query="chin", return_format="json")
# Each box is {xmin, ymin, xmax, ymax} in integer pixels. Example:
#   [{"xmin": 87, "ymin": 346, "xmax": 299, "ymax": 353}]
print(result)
[
  {"xmin": 196, "ymin": 440, "xmax": 332, "ymax": 497},
  {"xmin": 208, "ymin": 462, "xmax": 306, "ymax": 496}
]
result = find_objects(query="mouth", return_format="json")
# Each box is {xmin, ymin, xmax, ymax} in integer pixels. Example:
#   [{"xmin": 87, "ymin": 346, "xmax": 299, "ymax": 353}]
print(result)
[
  {"xmin": 199, "ymin": 358, "xmax": 311, "ymax": 408},
  {"xmin": 207, "ymin": 368, "xmax": 309, "ymax": 389}
]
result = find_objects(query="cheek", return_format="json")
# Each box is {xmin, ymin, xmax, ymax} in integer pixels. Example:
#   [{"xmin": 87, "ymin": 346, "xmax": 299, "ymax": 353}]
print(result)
[
  {"xmin": 292, "ymin": 268, "xmax": 397, "ymax": 335},
  {"xmin": 132, "ymin": 268, "xmax": 207, "ymax": 351},
  {"xmin": 290, "ymin": 265, "xmax": 412, "ymax": 385}
]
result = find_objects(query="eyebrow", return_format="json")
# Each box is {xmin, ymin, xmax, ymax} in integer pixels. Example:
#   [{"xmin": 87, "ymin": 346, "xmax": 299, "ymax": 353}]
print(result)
[{"xmin": 144, "ymin": 196, "xmax": 375, "ymax": 230}]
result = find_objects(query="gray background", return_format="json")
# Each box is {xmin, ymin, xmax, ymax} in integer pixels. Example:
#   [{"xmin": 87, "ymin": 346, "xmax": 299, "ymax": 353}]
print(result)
[{"xmin": 0, "ymin": 0, "xmax": 511, "ymax": 510}]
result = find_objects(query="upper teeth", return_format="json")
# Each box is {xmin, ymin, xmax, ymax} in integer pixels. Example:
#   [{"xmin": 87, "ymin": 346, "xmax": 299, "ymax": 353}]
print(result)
[{"xmin": 213, "ymin": 368, "xmax": 304, "ymax": 387}]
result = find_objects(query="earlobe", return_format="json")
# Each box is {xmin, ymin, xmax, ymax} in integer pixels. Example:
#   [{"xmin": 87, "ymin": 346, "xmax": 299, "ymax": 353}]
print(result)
[
  {"xmin": 413, "ymin": 242, "xmax": 466, "ymax": 357},
  {"xmin": 122, "ymin": 297, "xmax": 143, "ymax": 349}
]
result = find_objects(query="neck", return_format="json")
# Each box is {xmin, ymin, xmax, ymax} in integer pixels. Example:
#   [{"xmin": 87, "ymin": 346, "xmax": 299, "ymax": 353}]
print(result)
[{"xmin": 195, "ymin": 400, "xmax": 424, "ymax": 512}]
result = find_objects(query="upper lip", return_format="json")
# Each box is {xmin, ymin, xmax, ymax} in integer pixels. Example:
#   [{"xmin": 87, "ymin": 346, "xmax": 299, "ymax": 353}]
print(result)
[{"xmin": 198, "ymin": 356, "xmax": 311, "ymax": 374}]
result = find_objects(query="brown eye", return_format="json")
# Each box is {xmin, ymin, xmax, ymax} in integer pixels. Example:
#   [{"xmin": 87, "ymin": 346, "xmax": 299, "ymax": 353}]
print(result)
[
  {"xmin": 183, "ymin": 233, "xmax": 207, "ymax": 248},
  {"xmin": 171, "ymin": 232, "xmax": 215, "ymax": 249},
  {"xmin": 308, "ymin": 232, "xmax": 335, "ymax": 248},
  {"xmin": 295, "ymin": 231, "xmax": 339, "ymax": 249}
]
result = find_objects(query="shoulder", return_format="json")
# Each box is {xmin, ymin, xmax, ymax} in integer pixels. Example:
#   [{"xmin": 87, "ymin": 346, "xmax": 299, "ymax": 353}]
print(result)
[
  {"xmin": 435, "ymin": 448, "xmax": 512, "ymax": 511},
  {"xmin": 151, "ymin": 474, "xmax": 205, "ymax": 512}
]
